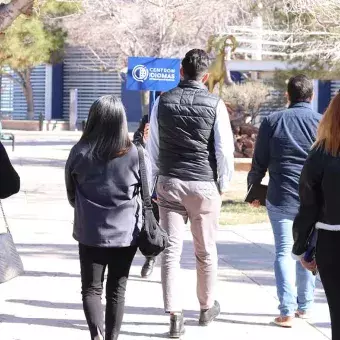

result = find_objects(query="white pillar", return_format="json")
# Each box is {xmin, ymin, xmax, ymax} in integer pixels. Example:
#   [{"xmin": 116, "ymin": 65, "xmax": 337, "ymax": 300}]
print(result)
[
  {"xmin": 69, "ymin": 89, "xmax": 78, "ymax": 131},
  {"xmin": 44, "ymin": 64, "xmax": 53, "ymax": 120},
  {"xmin": 251, "ymin": 9, "xmax": 263, "ymax": 80},
  {"xmin": 252, "ymin": 15, "xmax": 263, "ymax": 61}
]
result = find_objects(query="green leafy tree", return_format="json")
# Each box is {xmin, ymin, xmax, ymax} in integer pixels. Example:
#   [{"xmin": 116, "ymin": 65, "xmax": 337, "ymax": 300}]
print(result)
[{"xmin": 0, "ymin": 0, "xmax": 77, "ymax": 119}]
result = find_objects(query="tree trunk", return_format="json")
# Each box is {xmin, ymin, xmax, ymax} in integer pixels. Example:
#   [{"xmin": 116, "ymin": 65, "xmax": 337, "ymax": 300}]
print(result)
[
  {"xmin": 141, "ymin": 90, "xmax": 150, "ymax": 117},
  {"xmin": 22, "ymin": 69, "xmax": 34, "ymax": 120},
  {"xmin": 0, "ymin": 0, "xmax": 34, "ymax": 32}
]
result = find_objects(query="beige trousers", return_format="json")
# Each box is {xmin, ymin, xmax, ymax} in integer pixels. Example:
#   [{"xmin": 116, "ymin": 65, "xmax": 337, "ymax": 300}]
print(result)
[{"xmin": 157, "ymin": 176, "xmax": 221, "ymax": 312}]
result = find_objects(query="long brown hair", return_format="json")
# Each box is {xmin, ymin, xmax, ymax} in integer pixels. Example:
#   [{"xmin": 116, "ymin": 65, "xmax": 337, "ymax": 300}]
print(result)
[{"xmin": 315, "ymin": 92, "xmax": 340, "ymax": 156}]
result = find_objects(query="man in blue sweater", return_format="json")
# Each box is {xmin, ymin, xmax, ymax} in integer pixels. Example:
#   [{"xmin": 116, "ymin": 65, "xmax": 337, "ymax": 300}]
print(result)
[{"xmin": 248, "ymin": 75, "xmax": 321, "ymax": 328}]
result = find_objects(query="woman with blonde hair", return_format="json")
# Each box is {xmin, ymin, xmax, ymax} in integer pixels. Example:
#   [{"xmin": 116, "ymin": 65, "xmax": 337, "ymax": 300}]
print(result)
[{"xmin": 293, "ymin": 91, "xmax": 340, "ymax": 339}]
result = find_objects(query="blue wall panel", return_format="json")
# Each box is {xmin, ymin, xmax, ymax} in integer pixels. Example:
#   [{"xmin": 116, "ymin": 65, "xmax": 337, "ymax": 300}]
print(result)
[
  {"xmin": 121, "ymin": 74, "xmax": 142, "ymax": 122},
  {"xmin": 318, "ymin": 81, "xmax": 331, "ymax": 114},
  {"xmin": 52, "ymin": 63, "xmax": 64, "ymax": 119}
]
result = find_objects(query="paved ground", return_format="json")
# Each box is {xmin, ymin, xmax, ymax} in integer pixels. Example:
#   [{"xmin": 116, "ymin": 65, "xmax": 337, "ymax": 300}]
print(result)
[{"xmin": 0, "ymin": 133, "xmax": 331, "ymax": 339}]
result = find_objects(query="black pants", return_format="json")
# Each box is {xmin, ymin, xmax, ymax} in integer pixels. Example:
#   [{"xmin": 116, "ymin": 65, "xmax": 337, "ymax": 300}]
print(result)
[
  {"xmin": 317, "ymin": 230, "xmax": 340, "ymax": 340},
  {"xmin": 79, "ymin": 244, "xmax": 137, "ymax": 340}
]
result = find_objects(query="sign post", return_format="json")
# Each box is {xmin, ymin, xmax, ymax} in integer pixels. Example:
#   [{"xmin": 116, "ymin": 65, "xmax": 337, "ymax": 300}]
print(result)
[
  {"xmin": 149, "ymin": 90, "xmax": 156, "ymax": 115},
  {"xmin": 126, "ymin": 57, "xmax": 181, "ymax": 119}
]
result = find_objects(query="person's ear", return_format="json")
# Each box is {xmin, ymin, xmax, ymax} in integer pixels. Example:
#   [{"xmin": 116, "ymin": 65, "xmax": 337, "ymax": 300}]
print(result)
[
  {"xmin": 180, "ymin": 67, "xmax": 184, "ymax": 78},
  {"xmin": 202, "ymin": 73, "xmax": 210, "ymax": 84},
  {"xmin": 285, "ymin": 92, "xmax": 290, "ymax": 106}
]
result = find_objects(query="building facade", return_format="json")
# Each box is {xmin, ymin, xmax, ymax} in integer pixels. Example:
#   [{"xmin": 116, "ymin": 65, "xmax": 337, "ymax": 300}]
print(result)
[
  {"xmin": 0, "ymin": 46, "xmax": 143, "ymax": 123},
  {"xmin": 0, "ymin": 49, "xmax": 337, "ymax": 123}
]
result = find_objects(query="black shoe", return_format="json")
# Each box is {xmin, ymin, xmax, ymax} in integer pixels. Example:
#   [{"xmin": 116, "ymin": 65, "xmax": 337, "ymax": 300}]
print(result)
[
  {"xmin": 169, "ymin": 313, "xmax": 185, "ymax": 338},
  {"xmin": 199, "ymin": 300, "xmax": 220, "ymax": 326},
  {"xmin": 141, "ymin": 257, "xmax": 156, "ymax": 278}
]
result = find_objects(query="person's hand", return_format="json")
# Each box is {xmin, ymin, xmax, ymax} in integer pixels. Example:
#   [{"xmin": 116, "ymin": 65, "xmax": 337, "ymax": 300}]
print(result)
[
  {"xmin": 143, "ymin": 123, "xmax": 150, "ymax": 143},
  {"xmin": 250, "ymin": 200, "xmax": 261, "ymax": 208},
  {"xmin": 300, "ymin": 258, "xmax": 317, "ymax": 272}
]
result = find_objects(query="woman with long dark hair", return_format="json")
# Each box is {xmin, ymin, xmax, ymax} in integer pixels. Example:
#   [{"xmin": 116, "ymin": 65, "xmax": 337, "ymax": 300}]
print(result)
[
  {"xmin": 65, "ymin": 95, "xmax": 151, "ymax": 340},
  {"xmin": 293, "ymin": 92, "xmax": 340, "ymax": 339}
]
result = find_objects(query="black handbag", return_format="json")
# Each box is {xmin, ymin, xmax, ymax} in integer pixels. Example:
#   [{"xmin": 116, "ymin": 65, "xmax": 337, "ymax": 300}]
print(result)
[
  {"xmin": 0, "ymin": 200, "xmax": 24, "ymax": 284},
  {"xmin": 136, "ymin": 145, "xmax": 168, "ymax": 257}
]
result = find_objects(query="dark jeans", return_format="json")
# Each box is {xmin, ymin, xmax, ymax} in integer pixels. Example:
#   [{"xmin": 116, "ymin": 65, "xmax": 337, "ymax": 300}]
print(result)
[
  {"xmin": 79, "ymin": 244, "xmax": 137, "ymax": 340},
  {"xmin": 317, "ymin": 230, "xmax": 340, "ymax": 340}
]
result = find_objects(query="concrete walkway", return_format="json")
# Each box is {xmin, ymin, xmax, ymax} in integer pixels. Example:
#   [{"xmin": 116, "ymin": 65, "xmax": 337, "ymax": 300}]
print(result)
[{"xmin": 0, "ymin": 134, "xmax": 331, "ymax": 339}]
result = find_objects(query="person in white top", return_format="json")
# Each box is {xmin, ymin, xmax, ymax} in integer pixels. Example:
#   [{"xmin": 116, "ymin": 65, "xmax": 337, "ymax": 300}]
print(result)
[{"xmin": 147, "ymin": 49, "xmax": 234, "ymax": 338}]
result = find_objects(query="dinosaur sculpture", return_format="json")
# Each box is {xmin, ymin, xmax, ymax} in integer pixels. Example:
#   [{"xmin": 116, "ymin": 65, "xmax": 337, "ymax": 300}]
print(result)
[{"xmin": 206, "ymin": 34, "xmax": 237, "ymax": 96}]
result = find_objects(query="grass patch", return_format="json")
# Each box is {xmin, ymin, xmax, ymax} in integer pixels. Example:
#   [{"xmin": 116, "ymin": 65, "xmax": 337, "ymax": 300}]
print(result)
[{"xmin": 220, "ymin": 199, "xmax": 268, "ymax": 225}]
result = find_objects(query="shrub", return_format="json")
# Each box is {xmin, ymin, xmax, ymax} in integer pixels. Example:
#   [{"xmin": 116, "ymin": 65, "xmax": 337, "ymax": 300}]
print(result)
[{"xmin": 222, "ymin": 81, "xmax": 272, "ymax": 125}]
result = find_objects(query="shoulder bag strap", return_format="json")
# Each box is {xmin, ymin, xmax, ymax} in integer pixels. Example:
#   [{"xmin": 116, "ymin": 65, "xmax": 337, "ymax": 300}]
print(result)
[
  {"xmin": 136, "ymin": 145, "xmax": 153, "ymax": 210},
  {"xmin": 0, "ymin": 199, "xmax": 10, "ymax": 233}
]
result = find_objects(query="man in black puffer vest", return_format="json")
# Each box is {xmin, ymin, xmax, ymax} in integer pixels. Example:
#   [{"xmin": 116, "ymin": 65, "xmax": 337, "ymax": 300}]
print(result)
[{"xmin": 147, "ymin": 49, "xmax": 235, "ymax": 338}]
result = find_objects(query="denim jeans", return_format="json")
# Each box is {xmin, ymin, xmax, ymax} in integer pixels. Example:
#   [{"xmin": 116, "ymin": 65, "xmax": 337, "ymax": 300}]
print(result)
[{"xmin": 266, "ymin": 201, "xmax": 315, "ymax": 316}]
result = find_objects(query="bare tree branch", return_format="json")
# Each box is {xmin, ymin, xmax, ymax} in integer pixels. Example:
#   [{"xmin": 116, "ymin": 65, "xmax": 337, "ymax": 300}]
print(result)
[
  {"xmin": 63, "ymin": 0, "xmax": 248, "ymax": 69},
  {"xmin": 0, "ymin": 0, "xmax": 34, "ymax": 32},
  {"xmin": 61, "ymin": 0, "xmax": 340, "ymax": 71}
]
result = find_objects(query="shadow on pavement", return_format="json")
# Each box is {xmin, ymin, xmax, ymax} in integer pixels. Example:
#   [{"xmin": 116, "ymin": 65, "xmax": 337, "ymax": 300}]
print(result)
[
  {"xmin": 6, "ymin": 300, "xmax": 165, "ymax": 315},
  {"xmin": 15, "ymin": 240, "xmax": 279, "ymax": 284},
  {"xmin": 0, "ymin": 314, "xmax": 88, "ymax": 331},
  {"xmin": 119, "ymin": 330, "xmax": 169, "ymax": 338},
  {"xmin": 185, "ymin": 317, "xmax": 274, "ymax": 328},
  {"xmin": 221, "ymin": 311, "xmax": 277, "ymax": 317},
  {"xmin": 22, "ymin": 271, "xmax": 80, "ymax": 278},
  {"xmin": 4, "ymin": 141, "xmax": 76, "ymax": 147},
  {"xmin": 128, "ymin": 274, "xmax": 162, "ymax": 284},
  {"xmin": 16, "ymin": 243, "xmax": 78, "ymax": 260},
  {"xmin": 4, "ymin": 300, "xmax": 281, "ymax": 334},
  {"xmin": 11, "ymin": 158, "xmax": 66, "ymax": 168},
  {"xmin": 312, "ymin": 322, "xmax": 331, "ymax": 329},
  {"xmin": 15, "ymin": 240, "xmax": 326, "ymax": 297}
]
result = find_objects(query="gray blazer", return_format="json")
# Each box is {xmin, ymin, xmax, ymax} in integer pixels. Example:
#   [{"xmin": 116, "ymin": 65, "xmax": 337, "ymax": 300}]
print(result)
[{"xmin": 65, "ymin": 142, "xmax": 151, "ymax": 247}]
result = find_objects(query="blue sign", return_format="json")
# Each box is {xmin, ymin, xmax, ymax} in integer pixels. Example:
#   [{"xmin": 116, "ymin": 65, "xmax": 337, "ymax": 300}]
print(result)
[{"xmin": 126, "ymin": 57, "xmax": 181, "ymax": 92}]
